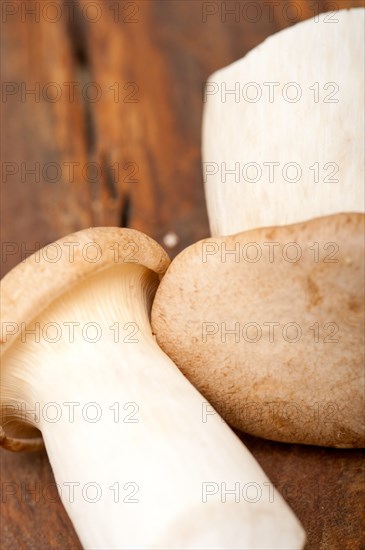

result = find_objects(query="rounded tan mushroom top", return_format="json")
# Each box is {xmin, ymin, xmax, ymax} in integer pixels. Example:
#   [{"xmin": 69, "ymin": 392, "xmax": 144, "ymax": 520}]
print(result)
[
  {"xmin": 152, "ymin": 213, "xmax": 365, "ymax": 448},
  {"xmin": 1, "ymin": 227, "xmax": 170, "ymax": 356}
]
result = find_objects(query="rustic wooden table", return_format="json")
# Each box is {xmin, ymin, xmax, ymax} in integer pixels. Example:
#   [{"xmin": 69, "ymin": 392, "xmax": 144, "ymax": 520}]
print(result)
[{"xmin": 1, "ymin": 1, "xmax": 364, "ymax": 548}]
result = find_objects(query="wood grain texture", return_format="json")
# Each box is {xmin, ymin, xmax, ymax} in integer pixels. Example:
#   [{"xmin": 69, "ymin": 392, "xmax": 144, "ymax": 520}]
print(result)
[
  {"xmin": 1, "ymin": 1, "xmax": 364, "ymax": 548},
  {"xmin": 0, "ymin": 0, "xmax": 92, "ymax": 277}
]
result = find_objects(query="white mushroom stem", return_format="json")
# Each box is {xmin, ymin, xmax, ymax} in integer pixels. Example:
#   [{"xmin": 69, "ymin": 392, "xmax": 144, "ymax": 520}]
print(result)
[
  {"xmin": 1, "ymin": 264, "xmax": 305, "ymax": 550},
  {"xmin": 203, "ymin": 8, "xmax": 365, "ymax": 237}
]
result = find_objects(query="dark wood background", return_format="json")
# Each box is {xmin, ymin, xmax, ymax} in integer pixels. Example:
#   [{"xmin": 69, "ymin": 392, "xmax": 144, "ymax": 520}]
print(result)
[{"xmin": 1, "ymin": 1, "xmax": 364, "ymax": 548}]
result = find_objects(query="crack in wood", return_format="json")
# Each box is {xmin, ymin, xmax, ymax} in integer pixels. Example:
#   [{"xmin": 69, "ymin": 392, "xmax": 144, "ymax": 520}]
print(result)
[
  {"xmin": 101, "ymin": 151, "xmax": 118, "ymax": 200},
  {"xmin": 65, "ymin": 0, "xmax": 96, "ymax": 155},
  {"xmin": 120, "ymin": 193, "xmax": 131, "ymax": 228}
]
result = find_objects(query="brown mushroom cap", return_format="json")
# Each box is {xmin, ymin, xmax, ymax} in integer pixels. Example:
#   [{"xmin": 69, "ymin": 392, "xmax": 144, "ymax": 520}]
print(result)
[
  {"xmin": 152, "ymin": 213, "xmax": 365, "ymax": 448},
  {"xmin": 1, "ymin": 227, "xmax": 170, "ymax": 451}
]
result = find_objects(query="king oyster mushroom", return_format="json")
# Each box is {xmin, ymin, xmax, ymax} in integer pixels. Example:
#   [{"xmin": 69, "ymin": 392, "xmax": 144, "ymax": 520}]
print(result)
[
  {"xmin": 0, "ymin": 227, "xmax": 305, "ymax": 549},
  {"xmin": 151, "ymin": 9, "xmax": 365, "ymax": 449}
]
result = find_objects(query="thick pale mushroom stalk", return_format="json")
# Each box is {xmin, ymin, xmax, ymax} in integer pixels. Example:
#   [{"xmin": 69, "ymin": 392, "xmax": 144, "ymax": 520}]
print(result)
[
  {"xmin": 0, "ymin": 228, "xmax": 305, "ymax": 550},
  {"xmin": 203, "ymin": 8, "xmax": 365, "ymax": 237}
]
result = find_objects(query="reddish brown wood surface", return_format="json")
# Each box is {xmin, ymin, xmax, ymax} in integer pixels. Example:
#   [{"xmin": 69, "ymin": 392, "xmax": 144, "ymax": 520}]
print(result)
[{"xmin": 1, "ymin": 1, "xmax": 364, "ymax": 548}]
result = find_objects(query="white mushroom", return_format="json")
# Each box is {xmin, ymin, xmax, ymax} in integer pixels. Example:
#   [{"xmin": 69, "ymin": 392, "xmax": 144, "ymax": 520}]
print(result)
[
  {"xmin": 202, "ymin": 8, "xmax": 365, "ymax": 237},
  {"xmin": 0, "ymin": 228, "xmax": 305, "ymax": 550},
  {"xmin": 152, "ymin": 9, "xmax": 365, "ymax": 449}
]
